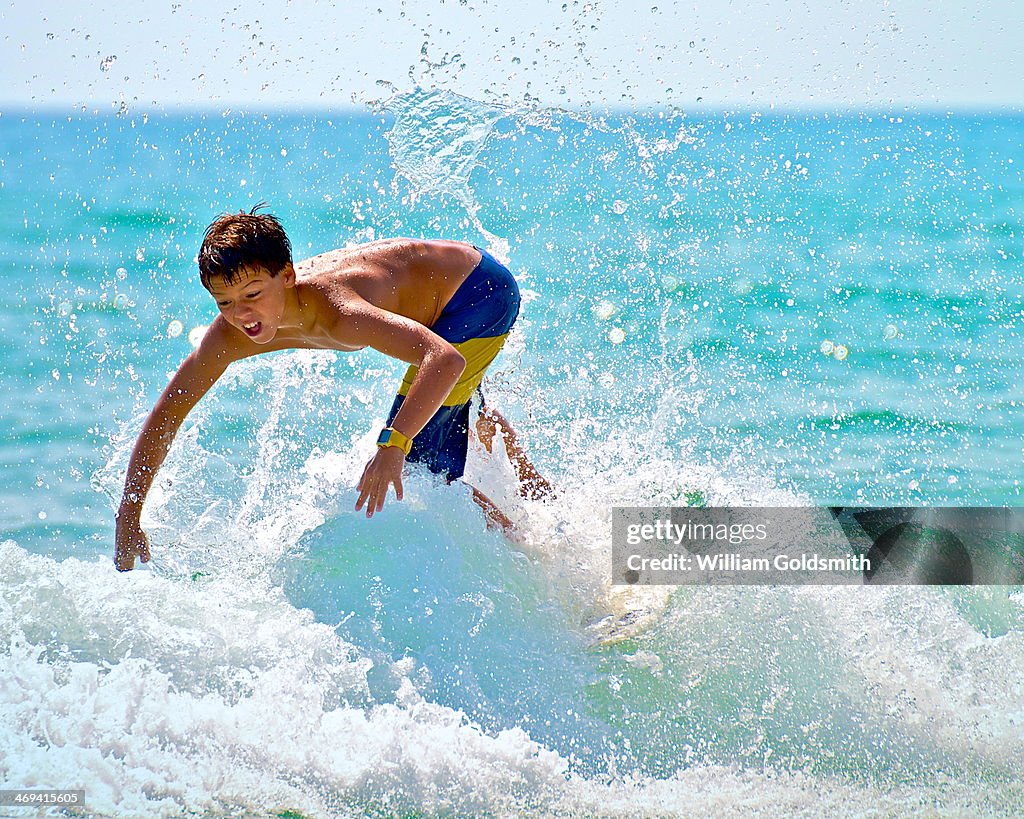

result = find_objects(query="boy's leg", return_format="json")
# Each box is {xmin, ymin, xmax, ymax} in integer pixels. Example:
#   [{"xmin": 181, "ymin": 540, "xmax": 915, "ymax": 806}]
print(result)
[
  {"xmin": 470, "ymin": 486, "xmax": 517, "ymax": 535},
  {"xmin": 475, "ymin": 403, "xmax": 555, "ymax": 500}
]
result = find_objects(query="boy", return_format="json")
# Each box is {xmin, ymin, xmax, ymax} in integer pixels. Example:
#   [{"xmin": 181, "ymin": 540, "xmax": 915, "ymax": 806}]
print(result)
[{"xmin": 114, "ymin": 206, "xmax": 551, "ymax": 572}]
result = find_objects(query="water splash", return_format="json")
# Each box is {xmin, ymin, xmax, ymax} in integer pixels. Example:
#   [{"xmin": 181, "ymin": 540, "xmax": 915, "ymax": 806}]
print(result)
[{"xmin": 373, "ymin": 86, "xmax": 510, "ymax": 259}]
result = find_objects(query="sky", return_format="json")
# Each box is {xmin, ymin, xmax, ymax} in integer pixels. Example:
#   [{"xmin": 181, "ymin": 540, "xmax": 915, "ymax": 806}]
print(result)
[{"xmin": 1, "ymin": 0, "xmax": 1021, "ymax": 111}]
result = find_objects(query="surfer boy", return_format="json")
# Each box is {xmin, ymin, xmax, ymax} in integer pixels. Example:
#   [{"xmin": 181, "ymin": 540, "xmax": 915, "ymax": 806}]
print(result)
[{"xmin": 114, "ymin": 206, "xmax": 552, "ymax": 572}]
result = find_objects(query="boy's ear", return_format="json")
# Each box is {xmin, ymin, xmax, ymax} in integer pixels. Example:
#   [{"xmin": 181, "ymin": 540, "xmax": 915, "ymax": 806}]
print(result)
[{"xmin": 282, "ymin": 263, "xmax": 297, "ymax": 287}]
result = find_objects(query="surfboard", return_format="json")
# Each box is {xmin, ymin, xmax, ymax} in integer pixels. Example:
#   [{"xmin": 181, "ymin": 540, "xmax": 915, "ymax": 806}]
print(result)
[
  {"xmin": 585, "ymin": 584, "xmax": 673, "ymax": 648},
  {"xmin": 585, "ymin": 606, "xmax": 660, "ymax": 648}
]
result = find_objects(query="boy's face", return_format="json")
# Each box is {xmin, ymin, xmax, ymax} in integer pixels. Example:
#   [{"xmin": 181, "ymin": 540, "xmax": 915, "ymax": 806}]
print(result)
[{"xmin": 207, "ymin": 264, "xmax": 295, "ymax": 344}]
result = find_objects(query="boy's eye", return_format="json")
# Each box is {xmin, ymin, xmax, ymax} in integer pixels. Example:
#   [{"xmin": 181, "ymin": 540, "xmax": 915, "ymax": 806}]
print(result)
[{"xmin": 246, "ymin": 292, "xmax": 261, "ymax": 298}]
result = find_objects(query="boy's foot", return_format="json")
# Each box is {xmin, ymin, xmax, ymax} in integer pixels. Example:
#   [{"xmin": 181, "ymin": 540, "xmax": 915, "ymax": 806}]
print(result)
[{"xmin": 471, "ymin": 487, "xmax": 526, "ymax": 545}]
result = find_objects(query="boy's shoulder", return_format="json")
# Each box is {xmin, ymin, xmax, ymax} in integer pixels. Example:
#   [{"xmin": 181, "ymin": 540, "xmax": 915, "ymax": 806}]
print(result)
[
  {"xmin": 290, "ymin": 238, "xmax": 481, "ymax": 340},
  {"xmin": 295, "ymin": 244, "xmax": 411, "ymax": 311}
]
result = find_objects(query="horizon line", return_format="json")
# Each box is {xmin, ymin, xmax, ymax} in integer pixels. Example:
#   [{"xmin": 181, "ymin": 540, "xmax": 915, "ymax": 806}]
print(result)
[{"xmin": 2, "ymin": 99, "xmax": 1023, "ymax": 118}]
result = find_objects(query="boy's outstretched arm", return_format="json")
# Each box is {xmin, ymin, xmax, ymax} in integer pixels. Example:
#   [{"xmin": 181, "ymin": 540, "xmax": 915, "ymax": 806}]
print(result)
[
  {"xmin": 348, "ymin": 303, "xmax": 466, "ymax": 517},
  {"xmin": 115, "ymin": 323, "xmax": 237, "ymax": 571}
]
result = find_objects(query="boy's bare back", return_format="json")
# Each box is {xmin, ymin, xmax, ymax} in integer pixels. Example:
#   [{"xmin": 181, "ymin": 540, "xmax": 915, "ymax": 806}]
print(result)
[{"xmin": 299, "ymin": 238, "xmax": 482, "ymax": 331}]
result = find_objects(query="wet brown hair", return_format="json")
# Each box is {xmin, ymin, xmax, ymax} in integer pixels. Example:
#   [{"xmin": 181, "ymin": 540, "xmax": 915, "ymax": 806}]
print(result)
[{"xmin": 198, "ymin": 203, "xmax": 292, "ymax": 289}]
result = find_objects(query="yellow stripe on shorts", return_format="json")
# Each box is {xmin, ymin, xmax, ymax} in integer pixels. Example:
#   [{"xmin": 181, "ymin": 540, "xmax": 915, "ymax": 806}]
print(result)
[{"xmin": 397, "ymin": 333, "xmax": 510, "ymax": 407}]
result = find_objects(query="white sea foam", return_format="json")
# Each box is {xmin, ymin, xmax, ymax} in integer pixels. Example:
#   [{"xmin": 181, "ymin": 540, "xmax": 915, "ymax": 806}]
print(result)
[
  {"xmin": 2, "ymin": 537, "xmax": 1021, "ymax": 817},
  {"xmin": 0, "ymin": 542, "xmax": 569, "ymax": 817}
]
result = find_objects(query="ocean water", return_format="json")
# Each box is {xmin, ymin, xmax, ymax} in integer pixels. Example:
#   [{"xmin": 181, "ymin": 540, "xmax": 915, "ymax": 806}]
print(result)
[{"xmin": 1, "ymin": 90, "xmax": 1023, "ymax": 816}]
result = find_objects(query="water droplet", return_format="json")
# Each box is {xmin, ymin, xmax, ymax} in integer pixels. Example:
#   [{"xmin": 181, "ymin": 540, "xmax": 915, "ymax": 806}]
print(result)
[
  {"xmin": 167, "ymin": 320, "xmax": 184, "ymax": 338},
  {"xmin": 820, "ymin": 340, "xmax": 834, "ymax": 355},
  {"xmin": 597, "ymin": 372, "xmax": 616, "ymax": 388},
  {"xmin": 51, "ymin": 369, "xmax": 60, "ymax": 380},
  {"xmin": 833, "ymin": 344, "xmax": 849, "ymax": 361},
  {"xmin": 909, "ymin": 480, "xmax": 920, "ymax": 490},
  {"xmin": 116, "ymin": 267, "xmax": 127, "ymax": 280},
  {"xmin": 57, "ymin": 300, "xmax": 72, "ymax": 317},
  {"xmin": 593, "ymin": 300, "xmax": 616, "ymax": 321},
  {"xmin": 38, "ymin": 511, "xmax": 47, "ymax": 520},
  {"xmin": 954, "ymin": 364, "xmax": 964, "ymax": 374},
  {"xmin": 280, "ymin": 148, "xmax": 287, "ymax": 157},
  {"xmin": 611, "ymin": 200, "xmax": 629, "ymax": 214},
  {"xmin": 100, "ymin": 55, "xmax": 116, "ymax": 71},
  {"xmin": 188, "ymin": 325, "xmax": 208, "ymax": 348},
  {"xmin": 661, "ymin": 275, "xmax": 678, "ymax": 292},
  {"xmin": 113, "ymin": 293, "xmax": 130, "ymax": 310},
  {"xmin": 608, "ymin": 327, "xmax": 626, "ymax": 344},
  {"xmin": 883, "ymin": 323, "xmax": 898, "ymax": 340},
  {"xmin": 135, "ymin": 248, "xmax": 145, "ymax": 262}
]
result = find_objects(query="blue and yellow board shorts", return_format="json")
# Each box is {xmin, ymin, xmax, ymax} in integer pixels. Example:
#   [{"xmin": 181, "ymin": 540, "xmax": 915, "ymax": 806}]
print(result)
[{"xmin": 386, "ymin": 247, "xmax": 520, "ymax": 481}]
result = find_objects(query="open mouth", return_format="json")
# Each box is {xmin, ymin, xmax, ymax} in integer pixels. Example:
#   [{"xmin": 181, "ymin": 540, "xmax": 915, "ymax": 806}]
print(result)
[{"xmin": 242, "ymin": 321, "xmax": 262, "ymax": 338}]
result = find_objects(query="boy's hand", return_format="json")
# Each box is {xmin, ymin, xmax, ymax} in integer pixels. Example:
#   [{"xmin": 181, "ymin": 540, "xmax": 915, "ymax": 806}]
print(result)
[
  {"xmin": 356, "ymin": 446, "xmax": 406, "ymax": 517},
  {"xmin": 115, "ymin": 512, "xmax": 151, "ymax": 572}
]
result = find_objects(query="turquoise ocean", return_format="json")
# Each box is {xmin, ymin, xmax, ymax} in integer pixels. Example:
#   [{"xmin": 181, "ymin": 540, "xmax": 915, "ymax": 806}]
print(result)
[{"xmin": 1, "ymin": 90, "xmax": 1023, "ymax": 815}]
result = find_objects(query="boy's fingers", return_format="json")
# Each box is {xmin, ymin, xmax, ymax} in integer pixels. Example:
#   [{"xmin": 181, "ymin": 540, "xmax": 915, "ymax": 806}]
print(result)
[
  {"xmin": 355, "ymin": 453, "xmax": 406, "ymax": 517},
  {"xmin": 358, "ymin": 456, "xmax": 374, "ymax": 507},
  {"xmin": 363, "ymin": 477, "xmax": 379, "ymax": 517},
  {"xmin": 116, "ymin": 546, "xmax": 137, "ymax": 572},
  {"xmin": 355, "ymin": 461, "xmax": 373, "ymax": 510}
]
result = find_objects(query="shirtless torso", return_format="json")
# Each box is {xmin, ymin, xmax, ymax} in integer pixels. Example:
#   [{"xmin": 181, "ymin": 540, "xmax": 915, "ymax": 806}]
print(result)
[{"xmin": 206, "ymin": 238, "xmax": 484, "ymax": 357}]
